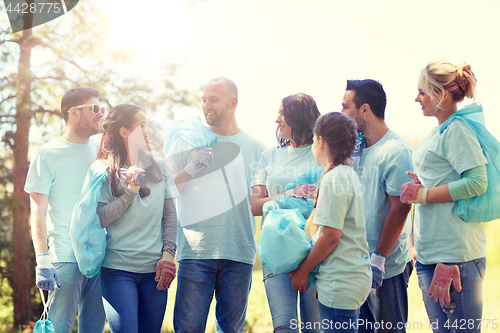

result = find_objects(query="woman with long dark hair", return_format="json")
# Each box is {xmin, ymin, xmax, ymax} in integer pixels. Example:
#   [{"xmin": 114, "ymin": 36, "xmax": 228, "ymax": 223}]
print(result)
[
  {"xmin": 76, "ymin": 104, "xmax": 177, "ymax": 333},
  {"xmin": 251, "ymin": 93, "xmax": 322, "ymax": 333}
]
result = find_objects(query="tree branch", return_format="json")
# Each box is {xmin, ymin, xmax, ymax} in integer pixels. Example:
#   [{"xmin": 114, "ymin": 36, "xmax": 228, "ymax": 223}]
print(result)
[
  {"xmin": 32, "ymin": 76, "xmax": 79, "ymax": 85},
  {"xmin": 32, "ymin": 38, "xmax": 93, "ymax": 75},
  {"xmin": 0, "ymin": 114, "xmax": 16, "ymax": 120},
  {"xmin": 33, "ymin": 108, "xmax": 61, "ymax": 118},
  {"xmin": 0, "ymin": 39, "xmax": 18, "ymax": 46},
  {"xmin": 0, "ymin": 94, "xmax": 16, "ymax": 105}
]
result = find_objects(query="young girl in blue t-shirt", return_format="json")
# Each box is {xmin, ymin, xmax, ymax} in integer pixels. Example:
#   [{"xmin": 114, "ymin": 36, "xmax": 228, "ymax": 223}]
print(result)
[{"xmin": 290, "ymin": 112, "xmax": 371, "ymax": 333}]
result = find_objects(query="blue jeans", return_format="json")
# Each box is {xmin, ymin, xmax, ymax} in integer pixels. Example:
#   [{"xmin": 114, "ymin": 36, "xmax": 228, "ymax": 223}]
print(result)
[
  {"xmin": 359, "ymin": 261, "xmax": 413, "ymax": 333},
  {"xmin": 263, "ymin": 263, "xmax": 321, "ymax": 333},
  {"xmin": 101, "ymin": 267, "xmax": 167, "ymax": 333},
  {"xmin": 319, "ymin": 303, "xmax": 360, "ymax": 333},
  {"xmin": 47, "ymin": 262, "xmax": 105, "ymax": 333},
  {"xmin": 416, "ymin": 258, "xmax": 485, "ymax": 333},
  {"xmin": 173, "ymin": 259, "xmax": 253, "ymax": 333}
]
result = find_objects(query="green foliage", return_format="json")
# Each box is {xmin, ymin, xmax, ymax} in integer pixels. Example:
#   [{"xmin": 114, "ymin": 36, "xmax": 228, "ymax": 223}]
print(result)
[{"xmin": 0, "ymin": 0, "xmax": 202, "ymax": 328}]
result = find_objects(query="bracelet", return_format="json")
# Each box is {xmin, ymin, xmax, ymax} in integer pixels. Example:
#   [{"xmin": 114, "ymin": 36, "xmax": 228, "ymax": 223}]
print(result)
[{"xmin": 36, "ymin": 253, "xmax": 49, "ymax": 257}]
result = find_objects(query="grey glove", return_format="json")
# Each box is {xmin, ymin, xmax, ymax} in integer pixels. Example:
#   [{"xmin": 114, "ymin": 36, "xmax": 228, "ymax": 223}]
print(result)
[
  {"xmin": 35, "ymin": 254, "xmax": 61, "ymax": 291},
  {"xmin": 184, "ymin": 148, "xmax": 213, "ymax": 176}
]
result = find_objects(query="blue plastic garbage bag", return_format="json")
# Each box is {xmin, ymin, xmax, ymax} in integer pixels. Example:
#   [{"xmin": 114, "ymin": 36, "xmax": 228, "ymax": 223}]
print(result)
[
  {"xmin": 34, "ymin": 289, "xmax": 55, "ymax": 333},
  {"xmin": 440, "ymin": 103, "xmax": 500, "ymax": 222},
  {"xmin": 284, "ymin": 167, "xmax": 323, "ymax": 192},
  {"xmin": 258, "ymin": 209, "xmax": 310, "ymax": 272},
  {"xmin": 263, "ymin": 196, "xmax": 314, "ymax": 222},
  {"xmin": 262, "ymin": 167, "xmax": 323, "ymax": 221},
  {"xmin": 70, "ymin": 162, "xmax": 108, "ymax": 278},
  {"xmin": 163, "ymin": 116, "xmax": 217, "ymax": 155}
]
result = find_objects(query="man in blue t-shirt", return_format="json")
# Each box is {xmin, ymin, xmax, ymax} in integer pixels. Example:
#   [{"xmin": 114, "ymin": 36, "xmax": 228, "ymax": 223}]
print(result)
[
  {"xmin": 24, "ymin": 88, "xmax": 105, "ymax": 333},
  {"xmin": 342, "ymin": 79, "xmax": 413, "ymax": 333},
  {"xmin": 166, "ymin": 78, "xmax": 265, "ymax": 333}
]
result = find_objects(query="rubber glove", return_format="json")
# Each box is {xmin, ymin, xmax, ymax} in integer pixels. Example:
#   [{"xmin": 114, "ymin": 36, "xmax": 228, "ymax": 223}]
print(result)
[
  {"xmin": 285, "ymin": 184, "xmax": 318, "ymax": 199},
  {"xmin": 401, "ymin": 171, "xmax": 428, "ymax": 204},
  {"xmin": 155, "ymin": 251, "xmax": 176, "ymax": 290},
  {"xmin": 370, "ymin": 252, "xmax": 386, "ymax": 289},
  {"xmin": 428, "ymin": 263, "xmax": 462, "ymax": 306},
  {"xmin": 125, "ymin": 166, "xmax": 144, "ymax": 193},
  {"xmin": 35, "ymin": 254, "xmax": 61, "ymax": 291},
  {"xmin": 184, "ymin": 148, "xmax": 213, "ymax": 176}
]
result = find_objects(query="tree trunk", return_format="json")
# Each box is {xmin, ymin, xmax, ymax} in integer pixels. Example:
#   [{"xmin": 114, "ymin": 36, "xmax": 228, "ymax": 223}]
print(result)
[{"xmin": 12, "ymin": 4, "xmax": 34, "ymax": 326}]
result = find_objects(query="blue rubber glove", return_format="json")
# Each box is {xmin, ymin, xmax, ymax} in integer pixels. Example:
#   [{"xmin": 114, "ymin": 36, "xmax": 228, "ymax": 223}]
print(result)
[
  {"xmin": 370, "ymin": 252, "xmax": 386, "ymax": 289},
  {"xmin": 35, "ymin": 254, "xmax": 61, "ymax": 291}
]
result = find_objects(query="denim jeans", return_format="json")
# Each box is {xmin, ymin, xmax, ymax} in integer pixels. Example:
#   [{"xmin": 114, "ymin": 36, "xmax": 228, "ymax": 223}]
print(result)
[
  {"xmin": 173, "ymin": 259, "xmax": 253, "ymax": 333},
  {"xmin": 263, "ymin": 263, "xmax": 321, "ymax": 333},
  {"xmin": 358, "ymin": 261, "xmax": 413, "ymax": 333},
  {"xmin": 319, "ymin": 303, "xmax": 360, "ymax": 333},
  {"xmin": 101, "ymin": 267, "xmax": 168, "ymax": 333},
  {"xmin": 416, "ymin": 257, "xmax": 485, "ymax": 333},
  {"xmin": 47, "ymin": 262, "xmax": 105, "ymax": 333}
]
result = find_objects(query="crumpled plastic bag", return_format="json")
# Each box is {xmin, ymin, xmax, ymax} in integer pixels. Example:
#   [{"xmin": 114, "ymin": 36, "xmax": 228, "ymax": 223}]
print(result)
[
  {"xmin": 70, "ymin": 162, "xmax": 108, "ymax": 278},
  {"xmin": 262, "ymin": 167, "xmax": 323, "ymax": 221},
  {"xmin": 258, "ymin": 210, "xmax": 311, "ymax": 273},
  {"xmin": 263, "ymin": 196, "xmax": 314, "ymax": 222},
  {"xmin": 439, "ymin": 103, "xmax": 500, "ymax": 222},
  {"xmin": 163, "ymin": 116, "xmax": 217, "ymax": 156},
  {"xmin": 33, "ymin": 289, "xmax": 55, "ymax": 333}
]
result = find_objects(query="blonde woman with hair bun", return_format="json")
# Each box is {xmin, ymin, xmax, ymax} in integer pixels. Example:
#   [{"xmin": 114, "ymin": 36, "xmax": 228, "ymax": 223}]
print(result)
[{"xmin": 401, "ymin": 61, "xmax": 487, "ymax": 332}]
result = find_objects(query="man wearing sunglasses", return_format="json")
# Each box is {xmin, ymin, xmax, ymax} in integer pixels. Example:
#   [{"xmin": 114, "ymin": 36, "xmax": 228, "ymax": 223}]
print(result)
[{"xmin": 25, "ymin": 88, "xmax": 106, "ymax": 333}]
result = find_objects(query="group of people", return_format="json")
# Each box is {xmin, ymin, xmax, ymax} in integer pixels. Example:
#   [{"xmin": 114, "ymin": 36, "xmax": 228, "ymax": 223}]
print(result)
[{"xmin": 25, "ymin": 61, "xmax": 489, "ymax": 333}]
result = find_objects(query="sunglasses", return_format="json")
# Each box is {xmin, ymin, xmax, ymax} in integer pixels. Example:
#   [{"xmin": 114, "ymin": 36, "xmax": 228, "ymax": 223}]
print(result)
[{"xmin": 73, "ymin": 104, "xmax": 105, "ymax": 115}]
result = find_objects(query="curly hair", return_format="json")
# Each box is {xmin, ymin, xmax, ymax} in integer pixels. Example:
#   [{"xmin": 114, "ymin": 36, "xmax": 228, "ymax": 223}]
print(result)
[{"xmin": 276, "ymin": 93, "xmax": 321, "ymax": 147}]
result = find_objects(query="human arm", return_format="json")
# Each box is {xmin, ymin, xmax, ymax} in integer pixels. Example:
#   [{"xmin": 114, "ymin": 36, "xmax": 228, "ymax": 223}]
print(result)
[
  {"xmin": 96, "ymin": 189, "xmax": 136, "ymax": 228},
  {"xmin": 374, "ymin": 196, "xmax": 411, "ymax": 257},
  {"xmin": 409, "ymin": 213, "xmax": 417, "ymax": 264},
  {"xmin": 369, "ymin": 195, "xmax": 411, "ymax": 288},
  {"xmin": 161, "ymin": 198, "xmax": 177, "ymax": 256},
  {"xmin": 30, "ymin": 192, "xmax": 60, "ymax": 290},
  {"xmin": 30, "ymin": 192, "xmax": 49, "ymax": 256},
  {"xmin": 289, "ymin": 226, "xmax": 341, "ymax": 292},
  {"xmin": 172, "ymin": 148, "xmax": 213, "ymax": 194},
  {"xmin": 155, "ymin": 198, "xmax": 177, "ymax": 290},
  {"xmin": 96, "ymin": 167, "xmax": 143, "ymax": 227},
  {"xmin": 251, "ymin": 185, "xmax": 280, "ymax": 216},
  {"xmin": 401, "ymin": 165, "xmax": 487, "ymax": 204}
]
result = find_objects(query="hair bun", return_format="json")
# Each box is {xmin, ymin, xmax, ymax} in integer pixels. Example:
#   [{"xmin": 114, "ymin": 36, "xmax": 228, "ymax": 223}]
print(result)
[{"xmin": 456, "ymin": 62, "xmax": 475, "ymax": 97}]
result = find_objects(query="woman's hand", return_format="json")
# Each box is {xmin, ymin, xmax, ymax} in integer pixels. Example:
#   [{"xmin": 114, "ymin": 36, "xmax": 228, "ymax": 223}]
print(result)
[
  {"xmin": 285, "ymin": 184, "xmax": 317, "ymax": 199},
  {"xmin": 125, "ymin": 166, "xmax": 144, "ymax": 193},
  {"xmin": 155, "ymin": 251, "xmax": 176, "ymax": 290},
  {"xmin": 289, "ymin": 267, "xmax": 309, "ymax": 292}
]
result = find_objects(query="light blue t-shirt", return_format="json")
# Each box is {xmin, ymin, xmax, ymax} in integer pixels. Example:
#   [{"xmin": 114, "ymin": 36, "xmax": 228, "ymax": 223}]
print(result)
[
  {"xmin": 166, "ymin": 129, "xmax": 266, "ymax": 265},
  {"xmin": 413, "ymin": 120, "xmax": 487, "ymax": 264},
  {"xmin": 252, "ymin": 145, "xmax": 318, "ymax": 196},
  {"xmin": 354, "ymin": 129, "xmax": 413, "ymax": 279},
  {"xmin": 313, "ymin": 165, "xmax": 371, "ymax": 310},
  {"xmin": 24, "ymin": 137, "xmax": 98, "ymax": 263},
  {"xmin": 97, "ymin": 158, "xmax": 176, "ymax": 273}
]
